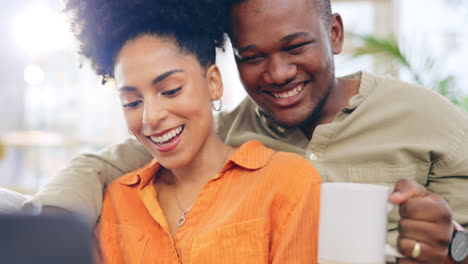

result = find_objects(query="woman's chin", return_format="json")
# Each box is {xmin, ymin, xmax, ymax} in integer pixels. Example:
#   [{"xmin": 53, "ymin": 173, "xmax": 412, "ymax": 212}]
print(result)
[{"xmin": 156, "ymin": 158, "xmax": 190, "ymax": 170}]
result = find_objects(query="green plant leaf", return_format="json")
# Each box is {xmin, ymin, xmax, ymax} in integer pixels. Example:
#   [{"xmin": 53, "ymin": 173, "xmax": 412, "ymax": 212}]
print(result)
[{"xmin": 348, "ymin": 32, "xmax": 466, "ymax": 110}]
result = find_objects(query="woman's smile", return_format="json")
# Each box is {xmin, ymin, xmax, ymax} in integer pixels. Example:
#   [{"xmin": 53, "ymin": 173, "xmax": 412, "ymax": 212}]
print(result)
[{"xmin": 148, "ymin": 125, "xmax": 185, "ymax": 152}]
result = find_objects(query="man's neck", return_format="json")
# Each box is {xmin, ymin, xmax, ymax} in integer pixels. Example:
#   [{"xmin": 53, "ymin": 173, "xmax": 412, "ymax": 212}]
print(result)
[{"xmin": 300, "ymin": 77, "xmax": 361, "ymax": 139}]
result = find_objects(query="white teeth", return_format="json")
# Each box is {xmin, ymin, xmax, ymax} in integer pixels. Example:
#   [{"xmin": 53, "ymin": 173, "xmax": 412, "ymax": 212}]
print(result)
[
  {"xmin": 272, "ymin": 84, "xmax": 305, "ymax": 99},
  {"xmin": 150, "ymin": 125, "xmax": 183, "ymax": 144}
]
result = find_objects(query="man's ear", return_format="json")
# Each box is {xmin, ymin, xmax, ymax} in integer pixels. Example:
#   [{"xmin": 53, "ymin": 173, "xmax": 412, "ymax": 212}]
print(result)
[
  {"xmin": 329, "ymin": 13, "xmax": 344, "ymax": 55},
  {"xmin": 205, "ymin": 64, "xmax": 224, "ymax": 101}
]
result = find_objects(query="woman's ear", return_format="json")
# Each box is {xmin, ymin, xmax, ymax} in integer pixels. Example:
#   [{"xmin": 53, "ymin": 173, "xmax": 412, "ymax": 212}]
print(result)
[{"xmin": 205, "ymin": 64, "xmax": 224, "ymax": 101}]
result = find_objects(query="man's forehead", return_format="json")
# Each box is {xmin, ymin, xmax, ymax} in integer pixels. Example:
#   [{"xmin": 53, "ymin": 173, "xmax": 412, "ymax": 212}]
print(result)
[
  {"xmin": 232, "ymin": 0, "xmax": 312, "ymax": 15},
  {"xmin": 231, "ymin": 0, "xmax": 267, "ymax": 14},
  {"xmin": 230, "ymin": 0, "xmax": 319, "ymax": 45},
  {"xmin": 230, "ymin": 0, "xmax": 317, "ymax": 32}
]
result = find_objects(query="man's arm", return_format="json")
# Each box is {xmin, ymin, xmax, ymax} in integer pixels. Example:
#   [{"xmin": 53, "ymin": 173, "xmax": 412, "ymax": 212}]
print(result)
[
  {"xmin": 390, "ymin": 111, "xmax": 468, "ymax": 264},
  {"xmin": 427, "ymin": 109, "xmax": 468, "ymax": 230},
  {"xmin": 23, "ymin": 138, "xmax": 152, "ymax": 225}
]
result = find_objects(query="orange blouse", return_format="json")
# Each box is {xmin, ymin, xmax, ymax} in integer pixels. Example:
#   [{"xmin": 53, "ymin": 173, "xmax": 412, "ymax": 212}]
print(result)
[{"xmin": 95, "ymin": 141, "xmax": 321, "ymax": 263}]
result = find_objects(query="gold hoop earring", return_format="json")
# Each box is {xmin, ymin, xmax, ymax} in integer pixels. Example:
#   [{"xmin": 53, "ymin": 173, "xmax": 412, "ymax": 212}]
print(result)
[{"xmin": 212, "ymin": 99, "xmax": 223, "ymax": 111}]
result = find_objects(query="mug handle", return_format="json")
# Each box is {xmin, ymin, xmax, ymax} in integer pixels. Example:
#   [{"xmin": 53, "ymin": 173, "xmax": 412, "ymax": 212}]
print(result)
[{"xmin": 385, "ymin": 203, "xmax": 404, "ymax": 260}]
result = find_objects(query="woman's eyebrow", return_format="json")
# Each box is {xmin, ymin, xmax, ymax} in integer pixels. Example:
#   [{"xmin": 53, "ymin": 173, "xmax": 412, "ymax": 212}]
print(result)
[
  {"xmin": 118, "ymin": 69, "xmax": 184, "ymax": 92},
  {"xmin": 151, "ymin": 69, "xmax": 183, "ymax": 86},
  {"xmin": 118, "ymin": 86, "xmax": 137, "ymax": 92}
]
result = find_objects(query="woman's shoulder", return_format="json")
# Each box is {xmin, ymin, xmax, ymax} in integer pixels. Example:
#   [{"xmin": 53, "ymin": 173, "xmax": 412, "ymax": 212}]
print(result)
[
  {"xmin": 235, "ymin": 140, "xmax": 321, "ymax": 185},
  {"xmin": 267, "ymin": 151, "xmax": 321, "ymax": 183},
  {"xmin": 239, "ymin": 142, "xmax": 321, "ymax": 208},
  {"xmin": 107, "ymin": 160, "xmax": 159, "ymax": 193}
]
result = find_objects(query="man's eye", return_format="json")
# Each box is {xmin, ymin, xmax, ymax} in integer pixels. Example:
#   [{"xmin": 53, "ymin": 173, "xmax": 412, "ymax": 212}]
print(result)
[
  {"xmin": 161, "ymin": 86, "xmax": 182, "ymax": 96},
  {"xmin": 285, "ymin": 41, "xmax": 313, "ymax": 53},
  {"xmin": 239, "ymin": 55, "xmax": 265, "ymax": 64},
  {"xmin": 122, "ymin": 99, "xmax": 143, "ymax": 108}
]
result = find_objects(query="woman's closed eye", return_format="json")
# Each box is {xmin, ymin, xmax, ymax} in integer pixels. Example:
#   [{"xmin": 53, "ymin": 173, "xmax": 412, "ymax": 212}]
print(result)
[
  {"xmin": 161, "ymin": 86, "xmax": 182, "ymax": 96},
  {"xmin": 122, "ymin": 99, "xmax": 143, "ymax": 109}
]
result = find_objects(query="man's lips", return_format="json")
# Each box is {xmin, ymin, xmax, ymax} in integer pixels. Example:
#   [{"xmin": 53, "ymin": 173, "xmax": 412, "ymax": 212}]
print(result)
[{"xmin": 263, "ymin": 81, "xmax": 308, "ymax": 100}]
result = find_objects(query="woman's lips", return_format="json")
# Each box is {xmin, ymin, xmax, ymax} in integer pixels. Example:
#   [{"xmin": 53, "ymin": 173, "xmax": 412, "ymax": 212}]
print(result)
[{"xmin": 149, "ymin": 125, "xmax": 184, "ymax": 152}]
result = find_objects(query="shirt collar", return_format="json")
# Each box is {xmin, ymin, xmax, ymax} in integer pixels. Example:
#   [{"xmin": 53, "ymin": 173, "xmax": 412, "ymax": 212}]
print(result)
[
  {"xmin": 341, "ymin": 71, "xmax": 374, "ymax": 112},
  {"xmin": 254, "ymin": 107, "xmax": 290, "ymax": 135},
  {"xmin": 117, "ymin": 159, "xmax": 160, "ymax": 187},
  {"xmin": 117, "ymin": 141, "xmax": 275, "ymax": 187},
  {"xmin": 226, "ymin": 140, "xmax": 275, "ymax": 171}
]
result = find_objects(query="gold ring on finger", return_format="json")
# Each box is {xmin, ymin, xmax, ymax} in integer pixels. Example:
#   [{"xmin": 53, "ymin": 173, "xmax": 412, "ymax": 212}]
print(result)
[{"xmin": 411, "ymin": 241, "xmax": 421, "ymax": 258}]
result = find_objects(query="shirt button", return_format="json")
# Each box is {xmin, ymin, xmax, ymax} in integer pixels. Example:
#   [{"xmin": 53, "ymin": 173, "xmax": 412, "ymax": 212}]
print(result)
[{"xmin": 309, "ymin": 153, "xmax": 318, "ymax": 161}]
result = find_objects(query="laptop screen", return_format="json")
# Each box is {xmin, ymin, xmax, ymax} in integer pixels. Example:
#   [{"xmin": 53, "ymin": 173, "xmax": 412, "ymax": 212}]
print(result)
[{"xmin": 0, "ymin": 214, "xmax": 94, "ymax": 264}]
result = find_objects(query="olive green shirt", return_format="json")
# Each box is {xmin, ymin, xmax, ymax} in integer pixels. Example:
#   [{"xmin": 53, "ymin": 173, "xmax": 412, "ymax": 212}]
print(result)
[{"xmin": 27, "ymin": 72, "xmax": 468, "ymax": 246}]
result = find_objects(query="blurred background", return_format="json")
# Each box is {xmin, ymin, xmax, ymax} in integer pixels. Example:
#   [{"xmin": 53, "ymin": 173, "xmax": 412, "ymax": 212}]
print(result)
[{"xmin": 0, "ymin": 0, "xmax": 467, "ymax": 194}]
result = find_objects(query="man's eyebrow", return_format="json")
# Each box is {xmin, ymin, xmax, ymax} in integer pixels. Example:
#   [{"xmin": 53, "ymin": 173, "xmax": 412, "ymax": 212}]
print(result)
[
  {"xmin": 118, "ymin": 69, "xmax": 183, "ymax": 92},
  {"xmin": 237, "ymin": 44, "xmax": 257, "ymax": 54},
  {"xmin": 236, "ymin": 32, "xmax": 309, "ymax": 55},
  {"xmin": 281, "ymin": 32, "xmax": 309, "ymax": 42}
]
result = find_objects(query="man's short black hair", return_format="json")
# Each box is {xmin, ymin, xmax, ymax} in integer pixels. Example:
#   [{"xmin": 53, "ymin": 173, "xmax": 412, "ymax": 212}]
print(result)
[
  {"xmin": 309, "ymin": 0, "xmax": 332, "ymax": 26},
  {"xmin": 64, "ymin": 0, "xmax": 226, "ymax": 83},
  {"xmin": 227, "ymin": 0, "xmax": 332, "ymax": 27}
]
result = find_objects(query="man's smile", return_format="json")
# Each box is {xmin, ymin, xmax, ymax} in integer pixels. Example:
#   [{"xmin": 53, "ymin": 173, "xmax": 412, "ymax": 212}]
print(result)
[{"xmin": 261, "ymin": 81, "xmax": 309, "ymax": 107}]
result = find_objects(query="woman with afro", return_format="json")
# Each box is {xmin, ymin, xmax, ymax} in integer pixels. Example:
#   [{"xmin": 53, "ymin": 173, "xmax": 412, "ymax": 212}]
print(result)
[{"xmin": 64, "ymin": 0, "xmax": 321, "ymax": 263}]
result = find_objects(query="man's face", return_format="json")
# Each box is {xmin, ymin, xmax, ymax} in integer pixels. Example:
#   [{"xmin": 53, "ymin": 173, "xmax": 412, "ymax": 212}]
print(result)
[{"xmin": 230, "ymin": 0, "xmax": 343, "ymax": 128}]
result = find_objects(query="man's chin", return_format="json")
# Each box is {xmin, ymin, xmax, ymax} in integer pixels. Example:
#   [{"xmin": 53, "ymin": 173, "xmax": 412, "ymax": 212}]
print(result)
[
  {"xmin": 272, "ymin": 113, "xmax": 310, "ymax": 129},
  {"xmin": 256, "ymin": 105, "xmax": 311, "ymax": 129}
]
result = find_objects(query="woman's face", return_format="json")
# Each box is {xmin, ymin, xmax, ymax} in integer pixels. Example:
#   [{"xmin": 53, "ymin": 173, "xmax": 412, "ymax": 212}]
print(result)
[{"xmin": 114, "ymin": 35, "xmax": 222, "ymax": 169}]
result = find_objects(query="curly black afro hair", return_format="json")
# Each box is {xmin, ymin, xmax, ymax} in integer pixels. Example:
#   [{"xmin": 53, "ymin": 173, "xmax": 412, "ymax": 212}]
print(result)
[{"xmin": 65, "ymin": 0, "xmax": 228, "ymax": 83}]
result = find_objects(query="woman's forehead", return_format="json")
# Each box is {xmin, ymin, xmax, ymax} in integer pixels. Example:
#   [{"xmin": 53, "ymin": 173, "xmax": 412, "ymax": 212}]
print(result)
[{"xmin": 114, "ymin": 36, "xmax": 203, "ymax": 85}]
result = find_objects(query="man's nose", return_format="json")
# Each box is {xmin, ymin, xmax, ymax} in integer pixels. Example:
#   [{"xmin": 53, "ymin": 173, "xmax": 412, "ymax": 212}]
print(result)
[{"xmin": 262, "ymin": 54, "xmax": 297, "ymax": 85}]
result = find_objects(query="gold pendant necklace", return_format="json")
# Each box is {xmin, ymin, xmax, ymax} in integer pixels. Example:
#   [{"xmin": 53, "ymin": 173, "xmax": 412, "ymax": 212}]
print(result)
[
  {"xmin": 173, "ymin": 186, "xmax": 192, "ymax": 227},
  {"xmin": 175, "ymin": 200, "xmax": 191, "ymax": 227},
  {"xmin": 172, "ymin": 146, "xmax": 232, "ymax": 227}
]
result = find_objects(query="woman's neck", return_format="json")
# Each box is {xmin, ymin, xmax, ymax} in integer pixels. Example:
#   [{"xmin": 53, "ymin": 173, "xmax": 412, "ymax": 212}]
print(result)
[{"xmin": 170, "ymin": 131, "xmax": 231, "ymax": 188}]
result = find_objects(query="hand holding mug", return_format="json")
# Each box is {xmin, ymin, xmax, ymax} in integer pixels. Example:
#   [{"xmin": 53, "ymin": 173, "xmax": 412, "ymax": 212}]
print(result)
[{"xmin": 389, "ymin": 179, "xmax": 453, "ymax": 264}]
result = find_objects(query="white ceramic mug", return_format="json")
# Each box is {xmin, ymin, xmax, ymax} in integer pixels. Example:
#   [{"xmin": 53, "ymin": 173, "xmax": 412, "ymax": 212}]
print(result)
[{"xmin": 318, "ymin": 182, "xmax": 401, "ymax": 264}]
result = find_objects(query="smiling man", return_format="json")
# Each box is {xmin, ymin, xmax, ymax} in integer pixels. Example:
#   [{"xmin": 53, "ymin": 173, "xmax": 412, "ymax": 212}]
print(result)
[
  {"xmin": 230, "ymin": 0, "xmax": 344, "ymax": 134},
  {"xmin": 27, "ymin": 0, "xmax": 468, "ymax": 263}
]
